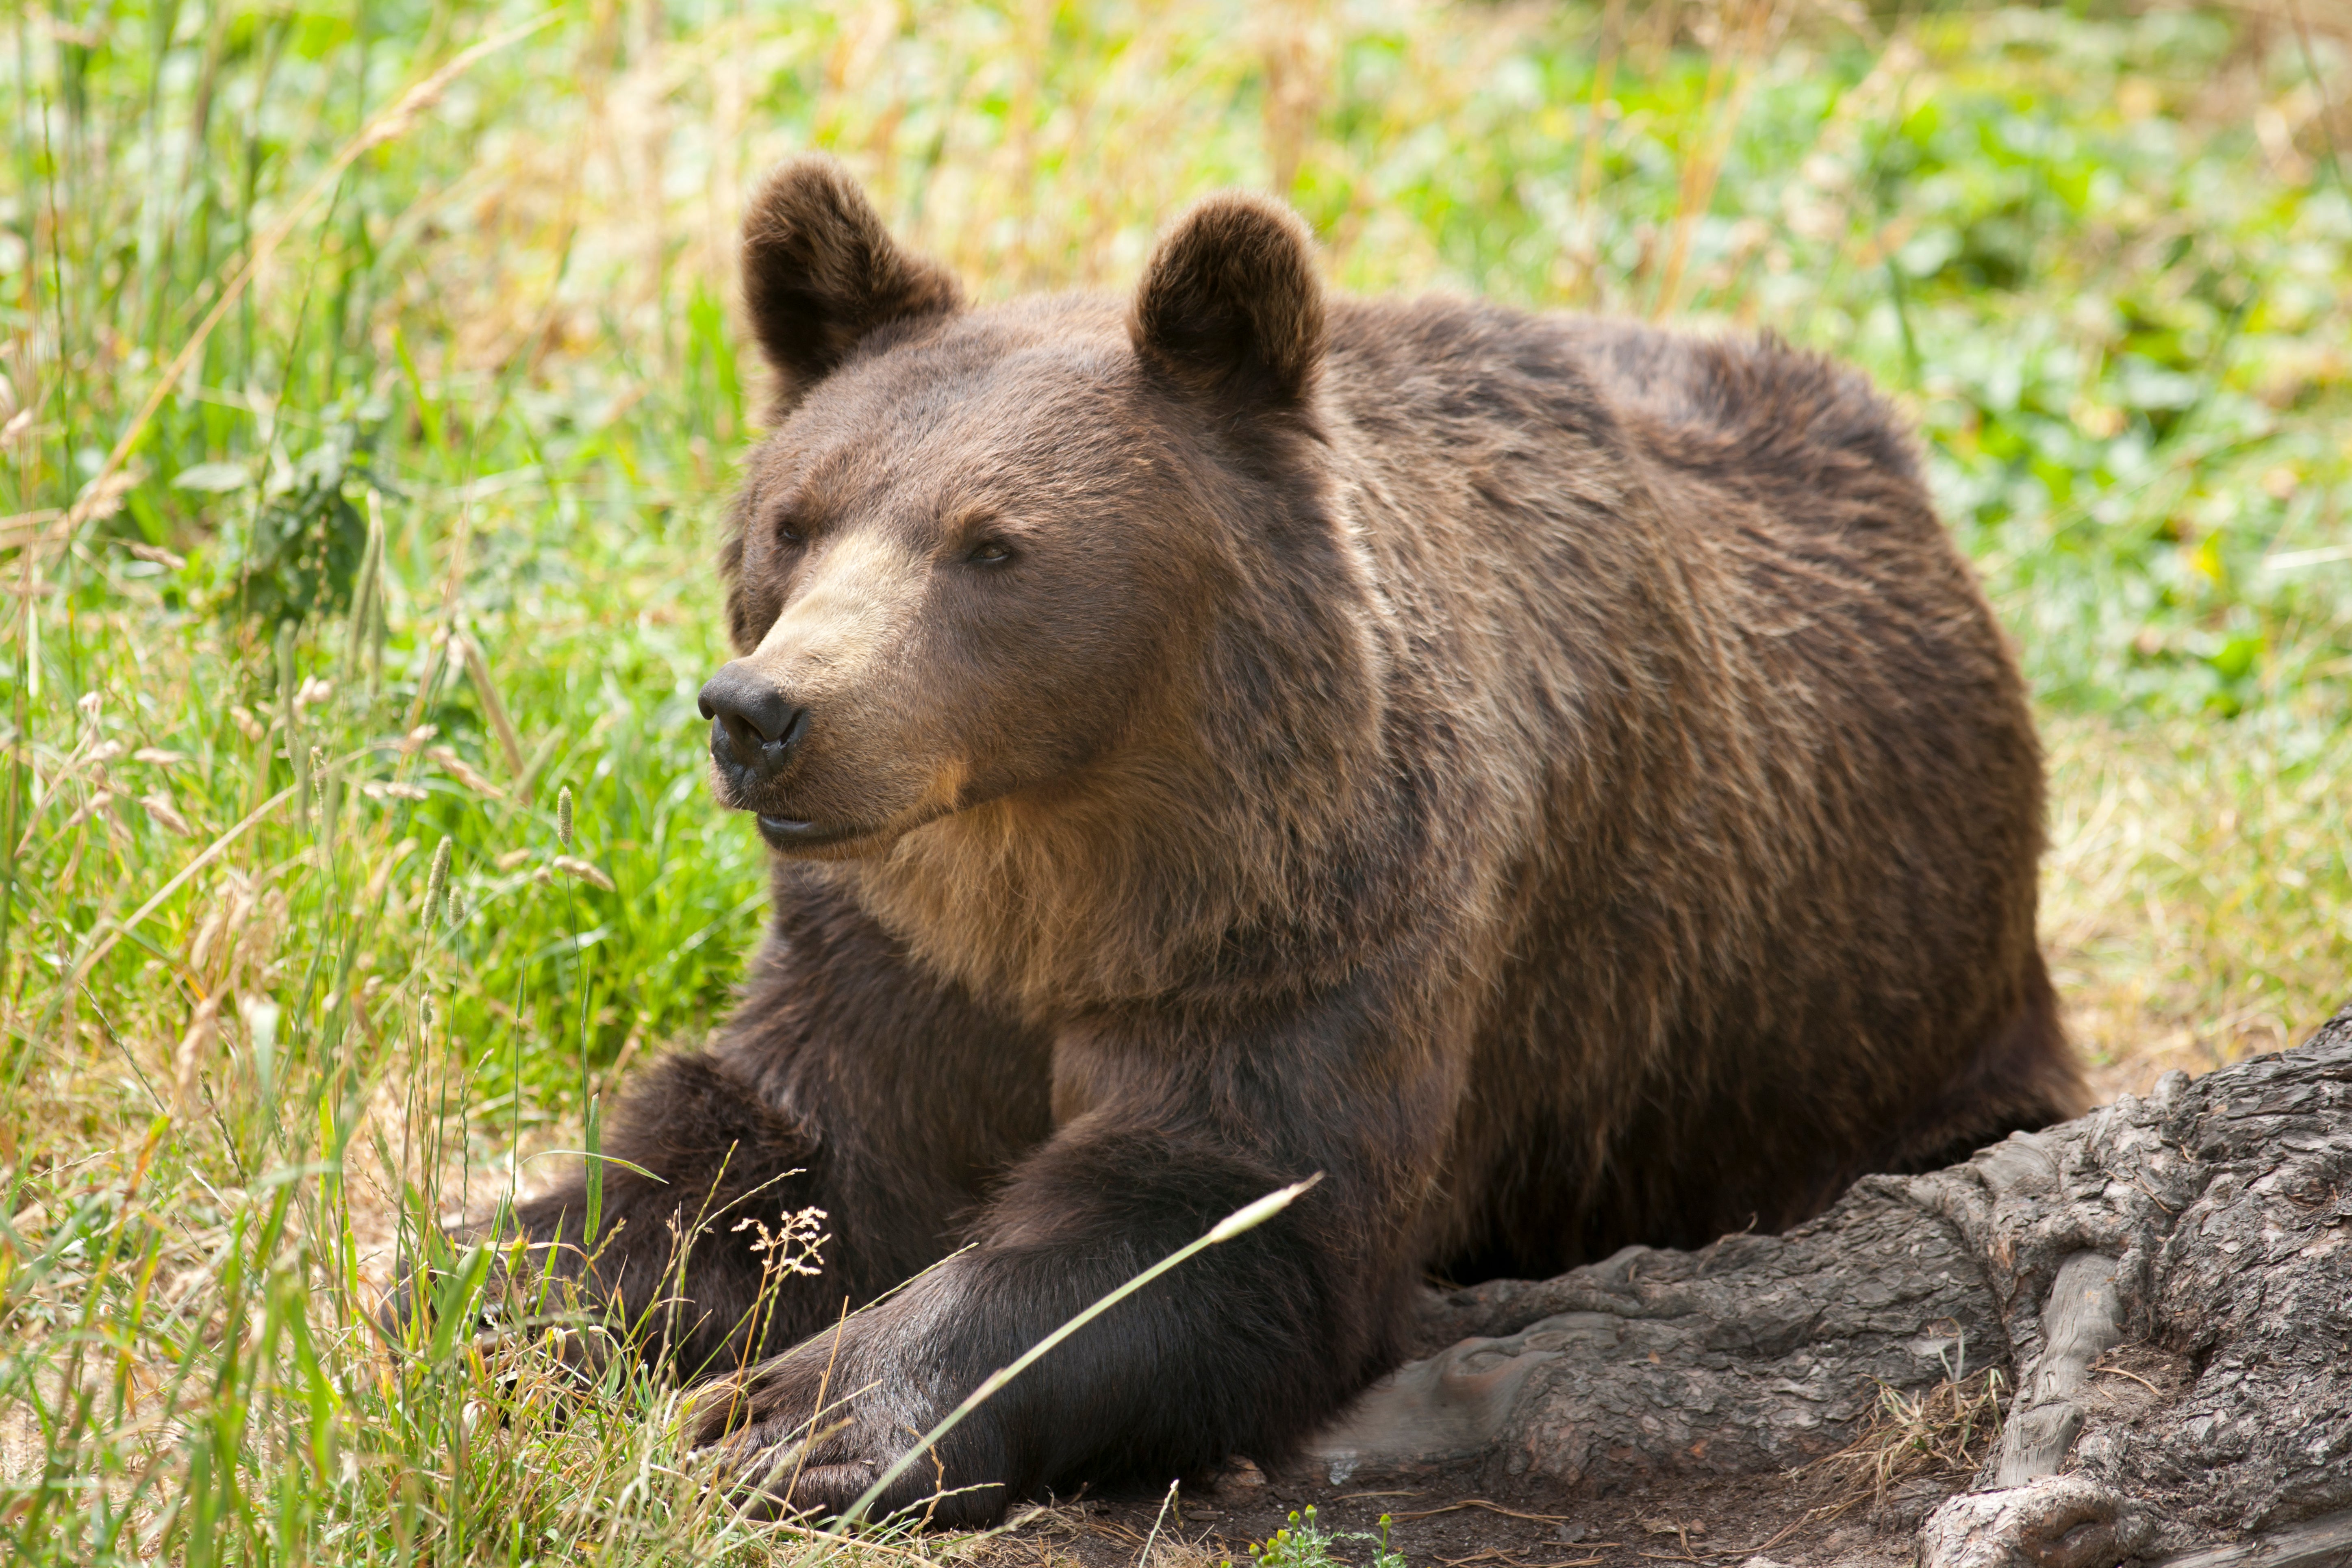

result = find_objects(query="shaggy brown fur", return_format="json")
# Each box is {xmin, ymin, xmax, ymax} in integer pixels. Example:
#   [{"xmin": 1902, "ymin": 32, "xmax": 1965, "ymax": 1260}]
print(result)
[{"xmin": 506, "ymin": 155, "xmax": 2087, "ymax": 1526}]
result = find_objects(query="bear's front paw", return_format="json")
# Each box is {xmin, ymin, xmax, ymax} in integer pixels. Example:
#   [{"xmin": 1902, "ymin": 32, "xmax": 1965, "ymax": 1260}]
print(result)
[{"xmin": 689, "ymin": 1335, "xmax": 1013, "ymax": 1528}]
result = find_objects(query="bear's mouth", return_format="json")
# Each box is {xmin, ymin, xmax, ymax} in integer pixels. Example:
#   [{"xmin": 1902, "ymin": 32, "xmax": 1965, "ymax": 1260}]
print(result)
[{"xmin": 756, "ymin": 814, "xmax": 871, "ymax": 852}]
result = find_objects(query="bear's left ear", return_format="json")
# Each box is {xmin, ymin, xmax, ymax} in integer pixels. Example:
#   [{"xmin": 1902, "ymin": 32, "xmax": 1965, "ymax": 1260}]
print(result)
[
  {"xmin": 741, "ymin": 154, "xmax": 962, "ymax": 408},
  {"xmin": 1130, "ymin": 193, "xmax": 1327, "ymax": 410}
]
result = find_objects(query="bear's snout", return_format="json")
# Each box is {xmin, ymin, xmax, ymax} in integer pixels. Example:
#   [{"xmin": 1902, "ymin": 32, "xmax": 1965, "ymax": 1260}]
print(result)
[{"xmin": 699, "ymin": 662, "xmax": 810, "ymax": 786}]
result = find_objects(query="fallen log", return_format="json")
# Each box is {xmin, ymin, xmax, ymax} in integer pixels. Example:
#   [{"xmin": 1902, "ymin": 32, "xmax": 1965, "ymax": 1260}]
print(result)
[{"xmin": 1305, "ymin": 1004, "xmax": 2352, "ymax": 1566}]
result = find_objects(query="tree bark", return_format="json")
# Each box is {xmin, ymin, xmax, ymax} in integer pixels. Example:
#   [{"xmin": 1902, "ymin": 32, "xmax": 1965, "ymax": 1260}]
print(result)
[{"xmin": 1303, "ymin": 1003, "xmax": 2352, "ymax": 1566}]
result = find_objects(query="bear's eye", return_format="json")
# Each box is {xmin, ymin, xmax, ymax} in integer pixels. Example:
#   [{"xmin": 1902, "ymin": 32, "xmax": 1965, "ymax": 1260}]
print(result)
[
  {"xmin": 965, "ymin": 540, "xmax": 1012, "ymax": 566},
  {"xmin": 775, "ymin": 516, "xmax": 806, "ymax": 546}
]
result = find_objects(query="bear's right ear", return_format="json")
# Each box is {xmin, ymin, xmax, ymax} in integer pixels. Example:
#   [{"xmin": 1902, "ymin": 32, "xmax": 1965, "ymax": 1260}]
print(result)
[
  {"xmin": 1130, "ymin": 192, "xmax": 1327, "ymax": 411},
  {"xmin": 740, "ymin": 155, "xmax": 961, "ymax": 407}
]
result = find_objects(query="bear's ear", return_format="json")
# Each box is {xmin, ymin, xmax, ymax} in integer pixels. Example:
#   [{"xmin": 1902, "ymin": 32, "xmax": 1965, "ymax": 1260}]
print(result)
[
  {"xmin": 1129, "ymin": 193, "xmax": 1327, "ymax": 409},
  {"xmin": 740, "ymin": 155, "xmax": 961, "ymax": 406}
]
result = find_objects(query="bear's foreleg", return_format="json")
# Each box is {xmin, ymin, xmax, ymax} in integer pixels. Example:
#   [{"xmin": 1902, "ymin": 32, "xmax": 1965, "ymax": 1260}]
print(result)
[{"xmin": 690, "ymin": 1001, "xmax": 1439, "ymax": 1526}]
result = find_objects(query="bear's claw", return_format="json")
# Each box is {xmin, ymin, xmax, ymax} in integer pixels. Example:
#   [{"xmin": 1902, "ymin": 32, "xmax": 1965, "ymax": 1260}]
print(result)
[{"xmin": 689, "ymin": 1336, "xmax": 1011, "ymax": 1528}]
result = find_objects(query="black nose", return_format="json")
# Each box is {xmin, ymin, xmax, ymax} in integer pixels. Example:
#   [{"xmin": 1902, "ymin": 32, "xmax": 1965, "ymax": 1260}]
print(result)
[{"xmin": 698, "ymin": 663, "xmax": 810, "ymax": 779}]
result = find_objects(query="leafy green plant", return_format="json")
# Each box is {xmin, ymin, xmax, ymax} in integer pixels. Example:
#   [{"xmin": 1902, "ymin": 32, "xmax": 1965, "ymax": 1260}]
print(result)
[
  {"xmin": 1237, "ymin": 1506, "xmax": 1408, "ymax": 1568},
  {"xmin": 209, "ymin": 396, "xmax": 389, "ymax": 628}
]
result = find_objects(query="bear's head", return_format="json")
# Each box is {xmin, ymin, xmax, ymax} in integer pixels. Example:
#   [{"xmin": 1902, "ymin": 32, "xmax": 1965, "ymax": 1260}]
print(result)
[{"xmin": 701, "ymin": 156, "xmax": 1353, "ymax": 863}]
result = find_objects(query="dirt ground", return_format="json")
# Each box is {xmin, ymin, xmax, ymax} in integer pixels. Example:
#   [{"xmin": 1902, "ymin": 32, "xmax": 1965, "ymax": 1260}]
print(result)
[{"xmin": 973, "ymin": 1458, "xmax": 1947, "ymax": 1568}]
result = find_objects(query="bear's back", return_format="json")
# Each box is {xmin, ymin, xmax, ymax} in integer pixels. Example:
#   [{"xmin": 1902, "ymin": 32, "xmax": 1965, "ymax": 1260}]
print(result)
[
  {"xmin": 1316, "ymin": 298, "xmax": 2006, "ymax": 773},
  {"xmin": 1323, "ymin": 300, "xmax": 1939, "ymax": 565},
  {"xmin": 1315, "ymin": 300, "xmax": 2056, "ymax": 1273}
]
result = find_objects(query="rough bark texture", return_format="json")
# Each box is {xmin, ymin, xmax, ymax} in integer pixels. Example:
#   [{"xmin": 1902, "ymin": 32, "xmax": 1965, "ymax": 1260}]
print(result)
[
  {"xmin": 1316, "ymin": 1188, "xmax": 2007, "ymax": 1490},
  {"xmin": 1303, "ymin": 1004, "xmax": 2352, "ymax": 1566}
]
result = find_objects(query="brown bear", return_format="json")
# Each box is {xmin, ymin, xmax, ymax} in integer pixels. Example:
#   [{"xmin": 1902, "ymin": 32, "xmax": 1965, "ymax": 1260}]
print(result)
[{"xmin": 506, "ymin": 155, "xmax": 2087, "ymax": 1525}]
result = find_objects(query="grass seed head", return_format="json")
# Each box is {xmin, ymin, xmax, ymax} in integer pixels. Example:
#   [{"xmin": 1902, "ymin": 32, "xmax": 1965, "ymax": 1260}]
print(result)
[
  {"xmin": 425, "ymin": 836, "xmax": 453, "ymax": 924},
  {"xmin": 172, "ymin": 993, "xmax": 221, "ymax": 1110},
  {"xmin": 139, "ymin": 791, "xmax": 195, "ymax": 838},
  {"xmin": 552, "ymin": 854, "xmax": 614, "ymax": 893},
  {"xmin": 556, "ymin": 784, "xmax": 574, "ymax": 849}
]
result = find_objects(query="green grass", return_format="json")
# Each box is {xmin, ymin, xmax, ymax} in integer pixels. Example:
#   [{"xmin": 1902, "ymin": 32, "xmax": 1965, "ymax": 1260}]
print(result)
[{"xmin": 2, "ymin": 0, "xmax": 2348, "ymax": 1561}]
